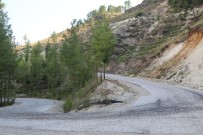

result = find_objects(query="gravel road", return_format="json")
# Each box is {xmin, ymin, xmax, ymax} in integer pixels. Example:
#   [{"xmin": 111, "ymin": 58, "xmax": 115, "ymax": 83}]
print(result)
[{"xmin": 0, "ymin": 74, "xmax": 203, "ymax": 135}]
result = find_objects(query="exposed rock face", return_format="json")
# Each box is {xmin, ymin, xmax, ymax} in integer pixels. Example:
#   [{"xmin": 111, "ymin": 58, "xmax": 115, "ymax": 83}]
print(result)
[
  {"xmin": 160, "ymin": 29, "xmax": 203, "ymax": 89},
  {"xmin": 108, "ymin": 0, "xmax": 203, "ymax": 77},
  {"xmin": 111, "ymin": 17, "xmax": 157, "ymax": 46},
  {"xmin": 103, "ymin": 0, "xmax": 203, "ymax": 90}
]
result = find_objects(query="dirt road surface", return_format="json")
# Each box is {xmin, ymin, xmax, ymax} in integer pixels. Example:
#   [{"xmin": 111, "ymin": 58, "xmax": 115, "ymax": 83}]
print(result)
[{"xmin": 0, "ymin": 74, "xmax": 202, "ymax": 135}]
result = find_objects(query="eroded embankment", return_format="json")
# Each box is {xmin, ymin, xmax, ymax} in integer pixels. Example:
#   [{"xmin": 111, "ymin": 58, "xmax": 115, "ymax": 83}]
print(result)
[
  {"xmin": 149, "ymin": 28, "xmax": 203, "ymax": 79},
  {"xmin": 79, "ymin": 79, "xmax": 149, "ymax": 112}
]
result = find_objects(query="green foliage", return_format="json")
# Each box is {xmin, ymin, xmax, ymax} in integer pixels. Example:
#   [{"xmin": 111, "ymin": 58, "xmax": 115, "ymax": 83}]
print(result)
[
  {"xmin": 45, "ymin": 41, "xmax": 51, "ymax": 59},
  {"xmin": 0, "ymin": 1, "xmax": 16, "ymax": 106},
  {"xmin": 60, "ymin": 22, "xmax": 95, "ymax": 96},
  {"xmin": 92, "ymin": 19, "xmax": 116, "ymax": 79},
  {"xmin": 63, "ymin": 96, "xmax": 73, "ymax": 112},
  {"xmin": 136, "ymin": 37, "xmax": 167, "ymax": 58},
  {"xmin": 76, "ymin": 19, "xmax": 83, "ymax": 27},
  {"xmin": 60, "ymin": 28, "xmax": 84, "ymax": 91},
  {"xmin": 76, "ymin": 77, "xmax": 98, "ymax": 99},
  {"xmin": 136, "ymin": 12, "xmax": 143, "ymax": 18},
  {"xmin": 16, "ymin": 20, "xmax": 97, "ymax": 107},
  {"xmin": 16, "ymin": 58, "xmax": 30, "ymax": 84},
  {"xmin": 76, "ymin": 89, "xmax": 86, "ymax": 99},
  {"xmin": 118, "ymin": 55, "xmax": 129, "ymax": 62},
  {"xmin": 87, "ymin": 5, "xmax": 123, "ymax": 20},
  {"xmin": 46, "ymin": 45, "xmax": 64, "ymax": 98},
  {"xmin": 92, "ymin": 20, "xmax": 116, "ymax": 64},
  {"xmin": 107, "ymin": 5, "xmax": 116, "ymax": 12},
  {"xmin": 124, "ymin": 0, "xmax": 132, "ymax": 11},
  {"xmin": 168, "ymin": 0, "xmax": 203, "ymax": 11},
  {"xmin": 108, "ymin": 5, "xmax": 124, "ymax": 13},
  {"xmin": 74, "ymin": 77, "xmax": 99, "ymax": 110},
  {"xmin": 23, "ymin": 35, "xmax": 31, "ymax": 62},
  {"xmin": 87, "ymin": 10, "xmax": 98, "ymax": 20},
  {"xmin": 17, "ymin": 41, "xmax": 46, "ymax": 97},
  {"xmin": 51, "ymin": 31, "xmax": 57, "ymax": 42},
  {"xmin": 30, "ymin": 42, "xmax": 44, "ymax": 93},
  {"xmin": 98, "ymin": 5, "xmax": 107, "ymax": 14}
]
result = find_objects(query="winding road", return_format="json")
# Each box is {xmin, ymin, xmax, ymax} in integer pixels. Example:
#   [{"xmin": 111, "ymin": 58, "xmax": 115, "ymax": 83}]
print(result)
[{"xmin": 0, "ymin": 74, "xmax": 203, "ymax": 135}]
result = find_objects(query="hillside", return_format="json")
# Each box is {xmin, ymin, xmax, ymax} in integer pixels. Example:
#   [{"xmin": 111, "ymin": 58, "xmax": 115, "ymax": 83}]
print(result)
[
  {"xmin": 108, "ymin": 0, "xmax": 203, "ymax": 90},
  {"xmin": 17, "ymin": 0, "xmax": 203, "ymax": 90}
]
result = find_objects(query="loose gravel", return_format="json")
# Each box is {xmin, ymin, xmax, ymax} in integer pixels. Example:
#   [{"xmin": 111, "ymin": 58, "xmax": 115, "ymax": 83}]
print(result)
[{"xmin": 0, "ymin": 74, "xmax": 203, "ymax": 134}]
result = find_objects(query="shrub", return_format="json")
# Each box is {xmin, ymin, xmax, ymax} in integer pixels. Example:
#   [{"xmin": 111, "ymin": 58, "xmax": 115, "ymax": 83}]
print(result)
[
  {"xmin": 118, "ymin": 55, "xmax": 128, "ymax": 62},
  {"xmin": 74, "ymin": 77, "xmax": 99, "ymax": 110},
  {"xmin": 77, "ymin": 89, "xmax": 86, "ymax": 99},
  {"xmin": 63, "ymin": 96, "xmax": 73, "ymax": 112},
  {"xmin": 136, "ymin": 12, "xmax": 143, "ymax": 18}
]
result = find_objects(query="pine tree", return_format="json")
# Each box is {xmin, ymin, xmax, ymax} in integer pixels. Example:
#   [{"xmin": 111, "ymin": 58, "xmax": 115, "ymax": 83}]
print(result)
[
  {"xmin": 60, "ymin": 27, "xmax": 82, "ymax": 93},
  {"xmin": 0, "ymin": 0, "xmax": 16, "ymax": 106},
  {"xmin": 16, "ymin": 36, "xmax": 31, "ymax": 94},
  {"xmin": 46, "ymin": 44, "xmax": 62, "ymax": 98},
  {"xmin": 124, "ymin": 0, "xmax": 132, "ymax": 11},
  {"xmin": 23, "ymin": 35, "xmax": 31, "ymax": 63},
  {"xmin": 91, "ymin": 19, "xmax": 116, "ymax": 80},
  {"xmin": 98, "ymin": 5, "xmax": 107, "ymax": 14},
  {"xmin": 16, "ymin": 56, "xmax": 30, "ymax": 86},
  {"xmin": 30, "ymin": 42, "xmax": 43, "ymax": 95},
  {"xmin": 60, "ymin": 21, "xmax": 94, "ymax": 95}
]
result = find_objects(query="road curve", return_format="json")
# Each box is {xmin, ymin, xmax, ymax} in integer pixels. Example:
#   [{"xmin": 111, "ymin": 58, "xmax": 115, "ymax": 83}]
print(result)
[{"xmin": 0, "ymin": 74, "xmax": 203, "ymax": 135}]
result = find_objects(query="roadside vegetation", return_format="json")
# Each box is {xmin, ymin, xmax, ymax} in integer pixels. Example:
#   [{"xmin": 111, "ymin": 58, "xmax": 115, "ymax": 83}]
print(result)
[
  {"xmin": 1, "ymin": 0, "xmax": 137, "ymax": 111},
  {"xmin": 0, "ymin": 1, "xmax": 16, "ymax": 107},
  {"xmin": 13, "ymin": 3, "xmax": 119, "ymax": 111}
]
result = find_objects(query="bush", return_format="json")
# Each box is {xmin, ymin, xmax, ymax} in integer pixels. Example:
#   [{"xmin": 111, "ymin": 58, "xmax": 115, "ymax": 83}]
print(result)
[
  {"xmin": 118, "ymin": 55, "xmax": 128, "ymax": 62},
  {"xmin": 136, "ymin": 12, "xmax": 143, "ymax": 18},
  {"xmin": 77, "ymin": 89, "xmax": 86, "ymax": 99},
  {"xmin": 77, "ymin": 98, "xmax": 91, "ymax": 110},
  {"xmin": 74, "ymin": 77, "xmax": 99, "ymax": 110},
  {"xmin": 63, "ymin": 96, "xmax": 73, "ymax": 112}
]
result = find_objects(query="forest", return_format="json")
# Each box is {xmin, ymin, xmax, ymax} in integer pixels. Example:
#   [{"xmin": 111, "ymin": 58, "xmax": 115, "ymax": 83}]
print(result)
[{"xmin": 0, "ymin": 0, "xmax": 122, "ymax": 111}]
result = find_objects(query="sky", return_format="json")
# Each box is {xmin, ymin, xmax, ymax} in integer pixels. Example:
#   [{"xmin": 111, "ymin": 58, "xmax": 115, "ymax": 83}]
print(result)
[{"xmin": 3, "ymin": 0, "xmax": 143, "ymax": 44}]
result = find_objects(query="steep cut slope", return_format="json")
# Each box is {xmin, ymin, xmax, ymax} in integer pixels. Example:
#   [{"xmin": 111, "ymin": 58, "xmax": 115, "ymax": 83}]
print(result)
[
  {"xmin": 107, "ymin": 0, "xmax": 203, "ymax": 89},
  {"xmin": 149, "ymin": 29, "xmax": 203, "ymax": 78},
  {"xmin": 166, "ymin": 28, "xmax": 203, "ymax": 89}
]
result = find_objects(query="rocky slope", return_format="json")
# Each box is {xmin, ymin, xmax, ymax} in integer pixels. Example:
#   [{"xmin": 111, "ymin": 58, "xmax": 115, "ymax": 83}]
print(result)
[{"xmin": 107, "ymin": 0, "xmax": 203, "ymax": 90}]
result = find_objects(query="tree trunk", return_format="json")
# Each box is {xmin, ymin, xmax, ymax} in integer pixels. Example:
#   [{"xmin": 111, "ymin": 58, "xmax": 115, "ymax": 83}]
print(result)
[
  {"xmin": 100, "ymin": 72, "xmax": 102, "ymax": 83},
  {"xmin": 3, "ymin": 78, "xmax": 7, "ymax": 105},
  {"xmin": 95, "ymin": 66, "xmax": 98, "ymax": 76},
  {"xmin": 103, "ymin": 64, "xmax": 106, "ymax": 80},
  {"xmin": 0, "ymin": 80, "xmax": 2, "ymax": 106},
  {"xmin": 8, "ymin": 72, "xmax": 12, "ymax": 103}
]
